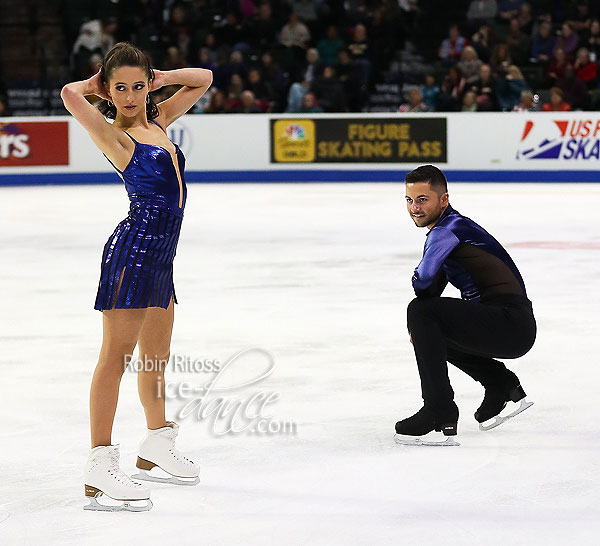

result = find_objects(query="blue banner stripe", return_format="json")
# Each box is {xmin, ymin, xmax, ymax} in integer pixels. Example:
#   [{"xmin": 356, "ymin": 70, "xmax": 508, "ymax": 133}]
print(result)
[{"xmin": 0, "ymin": 169, "xmax": 598, "ymax": 185}]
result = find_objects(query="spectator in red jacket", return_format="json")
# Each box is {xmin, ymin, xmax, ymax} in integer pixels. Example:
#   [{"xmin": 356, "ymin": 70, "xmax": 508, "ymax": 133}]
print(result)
[
  {"xmin": 541, "ymin": 87, "xmax": 571, "ymax": 111},
  {"xmin": 547, "ymin": 47, "xmax": 572, "ymax": 85},
  {"xmin": 574, "ymin": 47, "xmax": 598, "ymax": 89},
  {"xmin": 557, "ymin": 64, "xmax": 591, "ymax": 110}
]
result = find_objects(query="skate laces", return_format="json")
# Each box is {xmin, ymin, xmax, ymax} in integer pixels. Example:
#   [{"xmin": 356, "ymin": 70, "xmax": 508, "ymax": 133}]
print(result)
[
  {"xmin": 164, "ymin": 428, "xmax": 195, "ymax": 466},
  {"xmin": 106, "ymin": 447, "xmax": 145, "ymax": 489}
]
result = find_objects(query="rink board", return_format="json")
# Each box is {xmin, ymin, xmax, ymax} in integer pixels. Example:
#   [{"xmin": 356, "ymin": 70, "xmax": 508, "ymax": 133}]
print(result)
[{"xmin": 1, "ymin": 112, "xmax": 600, "ymax": 184}]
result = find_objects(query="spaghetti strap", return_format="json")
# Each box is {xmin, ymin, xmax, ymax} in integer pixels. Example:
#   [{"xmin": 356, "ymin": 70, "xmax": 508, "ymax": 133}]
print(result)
[
  {"xmin": 151, "ymin": 119, "xmax": 166, "ymax": 133},
  {"xmin": 123, "ymin": 131, "xmax": 137, "ymax": 143}
]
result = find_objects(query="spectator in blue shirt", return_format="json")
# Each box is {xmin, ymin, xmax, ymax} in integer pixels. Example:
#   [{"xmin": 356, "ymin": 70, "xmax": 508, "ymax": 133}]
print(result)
[{"xmin": 530, "ymin": 21, "xmax": 556, "ymax": 64}]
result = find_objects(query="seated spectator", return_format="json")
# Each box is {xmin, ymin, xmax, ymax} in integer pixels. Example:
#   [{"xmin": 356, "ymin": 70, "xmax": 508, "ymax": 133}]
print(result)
[
  {"xmin": 568, "ymin": 1, "xmax": 593, "ymax": 34},
  {"xmin": 335, "ymin": 48, "xmax": 362, "ymax": 111},
  {"xmin": 516, "ymin": 2, "xmax": 533, "ymax": 35},
  {"xmin": 310, "ymin": 66, "xmax": 347, "ymax": 112},
  {"xmin": 302, "ymin": 48, "xmax": 324, "ymax": 85},
  {"xmin": 439, "ymin": 24, "xmax": 468, "ymax": 66},
  {"xmin": 216, "ymin": 12, "xmax": 247, "ymax": 50},
  {"xmin": 259, "ymin": 51, "xmax": 286, "ymax": 91},
  {"xmin": 468, "ymin": 63, "xmax": 497, "ymax": 110},
  {"xmin": 582, "ymin": 19, "xmax": 600, "ymax": 61},
  {"xmin": 471, "ymin": 24, "xmax": 495, "ymax": 63},
  {"xmin": 422, "ymin": 73, "xmax": 440, "ymax": 111},
  {"xmin": 496, "ymin": 64, "xmax": 528, "ymax": 110},
  {"xmin": 466, "ymin": 0, "xmax": 498, "ymax": 29},
  {"xmin": 497, "ymin": 0, "xmax": 525, "ymax": 22},
  {"xmin": 217, "ymin": 50, "xmax": 249, "ymax": 90},
  {"xmin": 232, "ymin": 90, "xmax": 262, "ymax": 113},
  {"xmin": 513, "ymin": 90, "xmax": 539, "ymax": 111},
  {"xmin": 205, "ymin": 90, "xmax": 227, "ymax": 114},
  {"xmin": 489, "ymin": 42, "xmax": 512, "ymax": 74},
  {"xmin": 461, "ymin": 90, "xmax": 478, "ymax": 111},
  {"xmin": 554, "ymin": 22, "xmax": 579, "ymax": 59},
  {"xmin": 347, "ymin": 23, "xmax": 371, "ymax": 86},
  {"xmin": 530, "ymin": 21, "xmax": 555, "ymax": 64},
  {"xmin": 574, "ymin": 47, "xmax": 598, "ymax": 89},
  {"xmin": 71, "ymin": 17, "xmax": 117, "ymax": 79},
  {"xmin": 547, "ymin": 47, "xmax": 572, "ymax": 84},
  {"xmin": 557, "ymin": 64, "xmax": 591, "ymax": 110},
  {"xmin": 369, "ymin": 6, "xmax": 397, "ymax": 78},
  {"xmin": 398, "ymin": 87, "xmax": 430, "ymax": 112},
  {"xmin": 457, "ymin": 46, "xmax": 483, "ymax": 83},
  {"xmin": 162, "ymin": 46, "xmax": 187, "ymax": 70},
  {"xmin": 196, "ymin": 47, "xmax": 218, "ymax": 73},
  {"xmin": 541, "ymin": 87, "xmax": 571, "ymax": 111},
  {"xmin": 247, "ymin": 68, "xmax": 273, "ymax": 103},
  {"xmin": 249, "ymin": 3, "xmax": 279, "ymax": 51},
  {"xmin": 300, "ymin": 91, "xmax": 323, "ymax": 113},
  {"xmin": 506, "ymin": 17, "xmax": 530, "ymax": 65},
  {"xmin": 279, "ymin": 11, "xmax": 311, "ymax": 80},
  {"xmin": 226, "ymin": 73, "xmax": 245, "ymax": 107},
  {"xmin": 162, "ymin": 4, "xmax": 193, "ymax": 60},
  {"xmin": 279, "ymin": 11, "xmax": 310, "ymax": 49},
  {"xmin": 438, "ymin": 65, "xmax": 466, "ymax": 111},
  {"xmin": 317, "ymin": 25, "xmax": 345, "ymax": 67},
  {"xmin": 198, "ymin": 33, "xmax": 219, "ymax": 65},
  {"xmin": 259, "ymin": 51, "xmax": 288, "ymax": 110}
]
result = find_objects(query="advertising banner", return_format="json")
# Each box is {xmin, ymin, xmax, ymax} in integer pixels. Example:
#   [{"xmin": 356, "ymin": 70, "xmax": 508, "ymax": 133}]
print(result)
[
  {"xmin": 0, "ymin": 121, "xmax": 69, "ymax": 166},
  {"xmin": 270, "ymin": 118, "xmax": 447, "ymax": 163}
]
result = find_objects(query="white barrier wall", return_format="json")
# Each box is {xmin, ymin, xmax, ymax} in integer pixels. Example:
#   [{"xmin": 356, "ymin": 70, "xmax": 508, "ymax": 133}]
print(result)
[{"xmin": 1, "ymin": 112, "xmax": 599, "ymax": 184}]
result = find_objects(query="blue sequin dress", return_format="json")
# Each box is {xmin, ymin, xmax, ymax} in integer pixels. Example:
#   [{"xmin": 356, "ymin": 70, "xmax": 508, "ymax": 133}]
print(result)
[{"xmin": 94, "ymin": 120, "xmax": 187, "ymax": 311}]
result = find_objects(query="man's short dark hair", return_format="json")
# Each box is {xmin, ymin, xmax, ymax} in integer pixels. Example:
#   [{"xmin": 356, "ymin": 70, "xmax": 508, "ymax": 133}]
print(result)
[{"xmin": 405, "ymin": 165, "xmax": 448, "ymax": 195}]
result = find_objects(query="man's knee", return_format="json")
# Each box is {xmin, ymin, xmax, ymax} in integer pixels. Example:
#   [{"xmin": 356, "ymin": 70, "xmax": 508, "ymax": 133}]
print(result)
[{"xmin": 407, "ymin": 296, "xmax": 433, "ymax": 321}]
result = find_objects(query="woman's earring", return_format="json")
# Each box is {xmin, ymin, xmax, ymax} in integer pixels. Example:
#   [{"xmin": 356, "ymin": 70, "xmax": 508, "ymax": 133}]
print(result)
[
  {"xmin": 146, "ymin": 94, "xmax": 150, "ymax": 104},
  {"xmin": 107, "ymin": 100, "xmax": 113, "ymax": 107}
]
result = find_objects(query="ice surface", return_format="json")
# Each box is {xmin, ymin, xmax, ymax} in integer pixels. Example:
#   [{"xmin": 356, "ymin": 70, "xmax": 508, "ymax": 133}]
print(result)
[{"xmin": 0, "ymin": 182, "xmax": 599, "ymax": 545}]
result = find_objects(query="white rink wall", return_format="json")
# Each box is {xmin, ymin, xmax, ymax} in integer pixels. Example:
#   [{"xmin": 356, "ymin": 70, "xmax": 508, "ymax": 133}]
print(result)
[{"xmin": 1, "ymin": 112, "xmax": 600, "ymax": 184}]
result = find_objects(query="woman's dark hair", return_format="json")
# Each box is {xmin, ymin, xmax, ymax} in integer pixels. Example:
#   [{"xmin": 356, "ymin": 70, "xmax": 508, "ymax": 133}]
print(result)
[
  {"xmin": 98, "ymin": 42, "xmax": 159, "ymax": 120},
  {"xmin": 405, "ymin": 165, "xmax": 448, "ymax": 194}
]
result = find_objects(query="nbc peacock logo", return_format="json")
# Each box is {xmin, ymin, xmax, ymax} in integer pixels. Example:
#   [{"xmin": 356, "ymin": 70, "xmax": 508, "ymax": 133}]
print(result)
[
  {"xmin": 272, "ymin": 119, "xmax": 315, "ymax": 162},
  {"xmin": 284, "ymin": 124, "xmax": 306, "ymax": 140}
]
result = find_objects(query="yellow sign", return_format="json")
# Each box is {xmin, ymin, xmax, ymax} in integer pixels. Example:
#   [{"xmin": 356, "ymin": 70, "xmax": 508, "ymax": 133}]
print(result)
[{"xmin": 272, "ymin": 120, "xmax": 315, "ymax": 162}]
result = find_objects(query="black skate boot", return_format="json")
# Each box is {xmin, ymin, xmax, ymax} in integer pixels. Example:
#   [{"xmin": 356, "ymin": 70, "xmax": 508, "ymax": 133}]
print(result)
[
  {"xmin": 394, "ymin": 404, "xmax": 459, "ymax": 446},
  {"xmin": 476, "ymin": 371, "xmax": 533, "ymax": 431}
]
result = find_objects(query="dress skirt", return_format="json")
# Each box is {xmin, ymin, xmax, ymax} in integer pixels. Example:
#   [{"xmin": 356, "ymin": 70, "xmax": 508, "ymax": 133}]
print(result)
[{"xmin": 94, "ymin": 201, "xmax": 183, "ymax": 311}]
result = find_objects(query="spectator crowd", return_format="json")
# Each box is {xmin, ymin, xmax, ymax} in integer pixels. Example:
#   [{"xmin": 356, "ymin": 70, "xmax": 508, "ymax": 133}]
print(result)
[{"xmin": 2, "ymin": 0, "xmax": 600, "ymax": 115}]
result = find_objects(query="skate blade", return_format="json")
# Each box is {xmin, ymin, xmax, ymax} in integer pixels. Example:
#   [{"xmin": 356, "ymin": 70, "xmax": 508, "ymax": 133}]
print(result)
[
  {"xmin": 394, "ymin": 434, "xmax": 460, "ymax": 447},
  {"xmin": 83, "ymin": 496, "xmax": 153, "ymax": 512},
  {"xmin": 479, "ymin": 399, "xmax": 534, "ymax": 431},
  {"xmin": 132, "ymin": 469, "xmax": 200, "ymax": 486}
]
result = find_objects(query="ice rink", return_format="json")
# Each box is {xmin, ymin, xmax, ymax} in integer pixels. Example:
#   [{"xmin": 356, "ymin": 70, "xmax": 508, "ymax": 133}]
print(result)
[{"xmin": 1, "ymin": 181, "xmax": 599, "ymax": 545}]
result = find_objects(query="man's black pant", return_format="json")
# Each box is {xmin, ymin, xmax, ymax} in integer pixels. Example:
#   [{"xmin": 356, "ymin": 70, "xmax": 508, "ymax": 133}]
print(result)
[{"xmin": 406, "ymin": 294, "xmax": 536, "ymax": 416}]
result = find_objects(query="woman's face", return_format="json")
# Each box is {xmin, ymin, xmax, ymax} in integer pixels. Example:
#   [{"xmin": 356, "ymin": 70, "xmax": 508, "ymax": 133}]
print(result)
[{"xmin": 106, "ymin": 66, "xmax": 150, "ymax": 118}]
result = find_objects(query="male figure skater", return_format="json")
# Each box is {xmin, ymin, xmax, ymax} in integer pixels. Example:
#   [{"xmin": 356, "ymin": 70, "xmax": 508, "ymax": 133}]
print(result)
[{"xmin": 395, "ymin": 165, "xmax": 536, "ymax": 446}]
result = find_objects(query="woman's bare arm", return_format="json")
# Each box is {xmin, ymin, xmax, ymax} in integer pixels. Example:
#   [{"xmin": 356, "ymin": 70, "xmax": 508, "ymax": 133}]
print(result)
[
  {"xmin": 61, "ymin": 71, "xmax": 132, "ymax": 165},
  {"xmin": 152, "ymin": 68, "xmax": 213, "ymax": 127}
]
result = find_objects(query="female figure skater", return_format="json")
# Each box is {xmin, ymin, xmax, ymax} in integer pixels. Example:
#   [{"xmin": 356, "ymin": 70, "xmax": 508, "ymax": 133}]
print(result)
[{"xmin": 61, "ymin": 42, "xmax": 212, "ymax": 511}]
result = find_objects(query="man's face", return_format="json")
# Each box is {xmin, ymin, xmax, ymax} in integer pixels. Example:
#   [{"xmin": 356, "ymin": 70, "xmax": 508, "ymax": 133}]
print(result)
[{"xmin": 405, "ymin": 181, "xmax": 448, "ymax": 229}]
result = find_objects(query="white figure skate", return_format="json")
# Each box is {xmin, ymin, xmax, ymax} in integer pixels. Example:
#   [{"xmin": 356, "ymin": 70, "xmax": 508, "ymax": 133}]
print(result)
[
  {"xmin": 84, "ymin": 444, "xmax": 152, "ymax": 512},
  {"xmin": 132, "ymin": 422, "xmax": 200, "ymax": 486}
]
